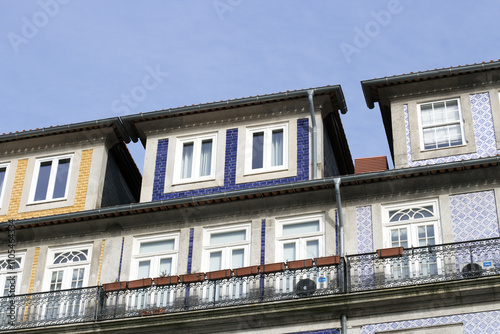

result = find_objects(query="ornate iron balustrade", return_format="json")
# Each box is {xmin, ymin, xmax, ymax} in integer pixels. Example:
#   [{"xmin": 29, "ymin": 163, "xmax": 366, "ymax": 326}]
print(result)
[
  {"xmin": 2, "ymin": 238, "xmax": 500, "ymax": 331},
  {"xmin": 0, "ymin": 286, "xmax": 100, "ymax": 331},
  {"xmin": 347, "ymin": 237, "xmax": 500, "ymax": 292},
  {"xmin": 99, "ymin": 264, "xmax": 343, "ymax": 320}
]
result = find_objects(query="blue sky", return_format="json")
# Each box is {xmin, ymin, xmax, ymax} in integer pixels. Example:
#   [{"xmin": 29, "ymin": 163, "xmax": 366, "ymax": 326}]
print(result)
[{"xmin": 2, "ymin": 0, "xmax": 500, "ymax": 171}]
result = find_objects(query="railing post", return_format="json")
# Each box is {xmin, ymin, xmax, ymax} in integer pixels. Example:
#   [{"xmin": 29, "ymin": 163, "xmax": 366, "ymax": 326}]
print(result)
[
  {"xmin": 94, "ymin": 286, "xmax": 104, "ymax": 322},
  {"xmin": 343, "ymin": 257, "xmax": 350, "ymax": 293}
]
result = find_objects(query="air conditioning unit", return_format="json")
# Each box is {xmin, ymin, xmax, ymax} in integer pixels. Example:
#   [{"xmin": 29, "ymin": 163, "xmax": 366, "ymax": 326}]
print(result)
[
  {"xmin": 460, "ymin": 260, "xmax": 493, "ymax": 277},
  {"xmin": 295, "ymin": 278, "xmax": 316, "ymax": 297}
]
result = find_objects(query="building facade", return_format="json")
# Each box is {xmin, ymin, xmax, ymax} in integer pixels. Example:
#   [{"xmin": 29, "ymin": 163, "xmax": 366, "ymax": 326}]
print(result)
[{"xmin": 1, "ymin": 63, "xmax": 500, "ymax": 333}]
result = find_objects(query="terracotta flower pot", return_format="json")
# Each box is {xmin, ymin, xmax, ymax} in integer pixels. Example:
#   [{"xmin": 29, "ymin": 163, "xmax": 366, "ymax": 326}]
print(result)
[
  {"xmin": 179, "ymin": 273, "xmax": 205, "ymax": 283},
  {"xmin": 128, "ymin": 278, "xmax": 153, "ymax": 289},
  {"xmin": 377, "ymin": 247, "xmax": 404, "ymax": 258},
  {"xmin": 314, "ymin": 256, "xmax": 341, "ymax": 267},
  {"xmin": 233, "ymin": 265, "xmax": 259, "ymax": 277},
  {"xmin": 207, "ymin": 269, "xmax": 232, "ymax": 280},
  {"xmin": 154, "ymin": 276, "xmax": 179, "ymax": 286},
  {"xmin": 259, "ymin": 262, "xmax": 285, "ymax": 274},
  {"xmin": 287, "ymin": 259, "xmax": 314, "ymax": 270},
  {"xmin": 103, "ymin": 281, "xmax": 128, "ymax": 292}
]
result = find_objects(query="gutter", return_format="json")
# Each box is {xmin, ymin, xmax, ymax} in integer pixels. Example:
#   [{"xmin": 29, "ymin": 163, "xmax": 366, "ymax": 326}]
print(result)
[
  {"xmin": 308, "ymin": 89, "xmax": 318, "ymax": 179},
  {"xmin": 361, "ymin": 61, "xmax": 500, "ymax": 109},
  {"xmin": 4, "ymin": 155, "xmax": 500, "ymax": 229}
]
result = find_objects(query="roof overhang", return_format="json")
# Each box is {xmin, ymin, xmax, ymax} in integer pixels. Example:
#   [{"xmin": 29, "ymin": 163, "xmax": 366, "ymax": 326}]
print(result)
[{"xmin": 121, "ymin": 85, "xmax": 348, "ymax": 144}]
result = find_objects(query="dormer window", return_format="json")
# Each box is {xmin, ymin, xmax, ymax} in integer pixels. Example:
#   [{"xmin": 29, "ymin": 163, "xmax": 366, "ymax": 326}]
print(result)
[
  {"xmin": 419, "ymin": 98, "xmax": 465, "ymax": 150},
  {"xmin": 173, "ymin": 133, "xmax": 216, "ymax": 184},
  {"xmin": 246, "ymin": 123, "xmax": 288, "ymax": 174},
  {"xmin": 30, "ymin": 155, "xmax": 73, "ymax": 203}
]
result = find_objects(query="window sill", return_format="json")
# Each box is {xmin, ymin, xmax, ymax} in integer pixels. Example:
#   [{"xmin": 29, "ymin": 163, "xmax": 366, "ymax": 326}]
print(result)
[{"xmin": 27, "ymin": 198, "xmax": 68, "ymax": 206}]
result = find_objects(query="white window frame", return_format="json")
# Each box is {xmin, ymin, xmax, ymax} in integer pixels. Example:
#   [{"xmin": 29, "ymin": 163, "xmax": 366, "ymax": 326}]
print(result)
[
  {"xmin": 418, "ymin": 98, "xmax": 466, "ymax": 151},
  {"xmin": 0, "ymin": 163, "xmax": 10, "ymax": 209},
  {"xmin": 382, "ymin": 200, "xmax": 442, "ymax": 280},
  {"xmin": 245, "ymin": 123, "xmax": 288, "ymax": 175},
  {"xmin": 202, "ymin": 224, "xmax": 251, "ymax": 272},
  {"xmin": 43, "ymin": 244, "xmax": 92, "ymax": 292},
  {"xmin": 29, "ymin": 154, "xmax": 73, "ymax": 204},
  {"xmin": 172, "ymin": 133, "xmax": 217, "ymax": 184},
  {"xmin": 0, "ymin": 252, "xmax": 24, "ymax": 296},
  {"xmin": 131, "ymin": 233, "xmax": 179, "ymax": 279},
  {"xmin": 276, "ymin": 214, "xmax": 325, "ymax": 262}
]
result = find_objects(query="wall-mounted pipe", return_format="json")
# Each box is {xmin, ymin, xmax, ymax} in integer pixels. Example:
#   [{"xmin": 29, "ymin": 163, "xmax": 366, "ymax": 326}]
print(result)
[
  {"xmin": 308, "ymin": 89, "xmax": 317, "ymax": 179},
  {"xmin": 334, "ymin": 177, "xmax": 347, "ymax": 333}
]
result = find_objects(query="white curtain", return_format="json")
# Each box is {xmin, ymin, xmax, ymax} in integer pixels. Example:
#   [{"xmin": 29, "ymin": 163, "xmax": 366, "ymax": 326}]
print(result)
[
  {"xmin": 271, "ymin": 129, "xmax": 283, "ymax": 167},
  {"xmin": 181, "ymin": 142, "xmax": 193, "ymax": 179},
  {"xmin": 199, "ymin": 139, "xmax": 213, "ymax": 177}
]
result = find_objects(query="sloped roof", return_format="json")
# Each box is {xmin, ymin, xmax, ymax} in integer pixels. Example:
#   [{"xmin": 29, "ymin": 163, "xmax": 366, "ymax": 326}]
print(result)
[
  {"xmin": 0, "ymin": 117, "xmax": 130, "ymax": 144},
  {"xmin": 121, "ymin": 85, "xmax": 348, "ymax": 143},
  {"xmin": 361, "ymin": 60, "xmax": 500, "ymax": 109}
]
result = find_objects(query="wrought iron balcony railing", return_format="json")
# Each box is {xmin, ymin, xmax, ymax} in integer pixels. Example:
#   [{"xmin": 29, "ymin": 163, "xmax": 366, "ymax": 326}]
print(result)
[
  {"xmin": 347, "ymin": 237, "xmax": 500, "ymax": 292},
  {"xmin": 1, "ymin": 238, "xmax": 500, "ymax": 331}
]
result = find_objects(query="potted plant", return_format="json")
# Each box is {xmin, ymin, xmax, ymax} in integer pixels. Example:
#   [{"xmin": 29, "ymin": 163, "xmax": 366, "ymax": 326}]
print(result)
[
  {"xmin": 103, "ymin": 279, "xmax": 128, "ymax": 292},
  {"xmin": 154, "ymin": 271, "xmax": 179, "ymax": 286}
]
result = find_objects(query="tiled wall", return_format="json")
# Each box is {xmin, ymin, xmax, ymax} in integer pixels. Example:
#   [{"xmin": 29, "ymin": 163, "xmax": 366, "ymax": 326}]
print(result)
[
  {"xmin": 152, "ymin": 119, "xmax": 310, "ymax": 201},
  {"xmin": 450, "ymin": 190, "xmax": 500, "ymax": 242},
  {"xmin": 405, "ymin": 92, "xmax": 500, "ymax": 167},
  {"xmin": 361, "ymin": 310, "xmax": 500, "ymax": 334},
  {"xmin": 356, "ymin": 206, "xmax": 373, "ymax": 253}
]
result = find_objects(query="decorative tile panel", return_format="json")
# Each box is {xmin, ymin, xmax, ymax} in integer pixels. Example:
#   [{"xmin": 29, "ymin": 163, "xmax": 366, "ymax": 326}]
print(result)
[
  {"xmin": 356, "ymin": 206, "xmax": 373, "ymax": 253},
  {"xmin": 261, "ymin": 219, "xmax": 265, "ymax": 265},
  {"xmin": 450, "ymin": 190, "xmax": 500, "ymax": 242},
  {"xmin": 152, "ymin": 119, "xmax": 310, "ymax": 201},
  {"xmin": 405, "ymin": 93, "xmax": 500, "ymax": 167},
  {"xmin": 361, "ymin": 310, "xmax": 500, "ymax": 334}
]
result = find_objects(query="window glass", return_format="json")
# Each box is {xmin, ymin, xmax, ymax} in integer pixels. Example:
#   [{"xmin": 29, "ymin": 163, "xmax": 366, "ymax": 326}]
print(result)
[
  {"xmin": 200, "ymin": 139, "xmax": 213, "ymax": 177},
  {"xmin": 210, "ymin": 230, "xmax": 246, "ymax": 245},
  {"xmin": 271, "ymin": 129, "xmax": 283, "ymax": 167},
  {"xmin": 210, "ymin": 251, "xmax": 222, "ymax": 271},
  {"xmin": 139, "ymin": 239, "xmax": 175, "ymax": 254},
  {"xmin": 283, "ymin": 243, "xmax": 296, "ymax": 262},
  {"xmin": 231, "ymin": 249, "xmax": 245, "ymax": 269},
  {"xmin": 0, "ymin": 167, "xmax": 6, "ymax": 199},
  {"xmin": 306, "ymin": 240, "xmax": 319, "ymax": 259},
  {"xmin": 181, "ymin": 142, "xmax": 194, "ymax": 179},
  {"xmin": 282, "ymin": 221, "xmax": 319, "ymax": 236},
  {"xmin": 34, "ymin": 161, "xmax": 52, "ymax": 201},
  {"xmin": 133, "ymin": 235, "xmax": 178, "ymax": 279},
  {"xmin": 419, "ymin": 99, "xmax": 464, "ymax": 150},
  {"xmin": 53, "ymin": 158, "xmax": 70, "ymax": 199},
  {"xmin": 252, "ymin": 132, "xmax": 264, "ymax": 169}
]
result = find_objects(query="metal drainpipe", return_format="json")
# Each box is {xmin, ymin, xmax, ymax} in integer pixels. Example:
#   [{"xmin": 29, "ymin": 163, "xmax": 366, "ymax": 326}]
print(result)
[
  {"xmin": 307, "ymin": 89, "xmax": 317, "ymax": 179},
  {"xmin": 334, "ymin": 177, "xmax": 347, "ymax": 333}
]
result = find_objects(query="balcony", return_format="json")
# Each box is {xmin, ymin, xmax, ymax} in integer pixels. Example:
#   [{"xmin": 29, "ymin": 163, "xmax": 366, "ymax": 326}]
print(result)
[{"xmin": 1, "ymin": 239, "xmax": 500, "ymax": 331}]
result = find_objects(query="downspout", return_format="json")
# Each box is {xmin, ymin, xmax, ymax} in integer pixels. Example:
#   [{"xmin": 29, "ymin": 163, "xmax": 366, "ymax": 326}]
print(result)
[
  {"xmin": 334, "ymin": 177, "xmax": 347, "ymax": 334},
  {"xmin": 307, "ymin": 89, "xmax": 317, "ymax": 179}
]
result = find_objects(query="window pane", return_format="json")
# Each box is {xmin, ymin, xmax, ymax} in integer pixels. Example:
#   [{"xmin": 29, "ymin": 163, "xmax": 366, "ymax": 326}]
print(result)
[
  {"xmin": 252, "ymin": 132, "xmax": 264, "ymax": 169},
  {"xmin": 271, "ymin": 129, "xmax": 283, "ymax": 167},
  {"xmin": 283, "ymin": 243, "xmax": 296, "ymax": 262},
  {"xmin": 34, "ymin": 161, "xmax": 52, "ymax": 201},
  {"xmin": 306, "ymin": 240, "xmax": 319, "ymax": 259},
  {"xmin": 3, "ymin": 276, "xmax": 15, "ymax": 296},
  {"xmin": 0, "ymin": 167, "xmax": 6, "ymax": 196},
  {"xmin": 50, "ymin": 270, "xmax": 64, "ymax": 291},
  {"xmin": 181, "ymin": 142, "xmax": 194, "ymax": 179},
  {"xmin": 210, "ymin": 230, "xmax": 246, "ymax": 245},
  {"xmin": 139, "ymin": 239, "xmax": 175, "ymax": 254},
  {"xmin": 282, "ymin": 221, "xmax": 320, "ymax": 236},
  {"xmin": 199, "ymin": 139, "xmax": 213, "ymax": 177},
  {"xmin": 159, "ymin": 258, "xmax": 172, "ymax": 276},
  {"xmin": 53, "ymin": 158, "xmax": 70, "ymax": 199},
  {"xmin": 231, "ymin": 249, "xmax": 244, "ymax": 269},
  {"xmin": 420, "ymin": 104, "xmax": 433, "ymax": 126},
  {"xmin": 71, "ymin": 268, "xmax": 85, "ymax": 288},
  {"xmin": 209, "ymin": 251, "xmax": 222, "ymax": 271},
  {"xmin": 138, "ymin": 260, "xmax": 151, "ymax": 278}
]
